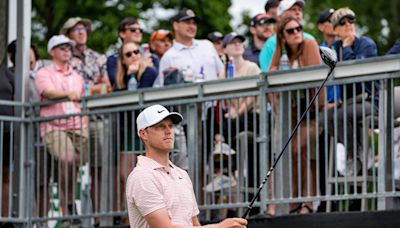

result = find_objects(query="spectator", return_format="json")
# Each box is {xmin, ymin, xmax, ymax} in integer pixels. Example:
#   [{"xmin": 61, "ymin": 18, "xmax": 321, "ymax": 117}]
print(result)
[
  {"xmin": 387, "ymin": 39, "xmax": 400, "ymax": 55},
  {"xmin": 61, "ymin": 17, "xmax": 111, "ymax": 223},
  {"xmin": 125, "ymin": 104, "xmax": 247, "ymax": 228},
  {"xmin": 259, "ymin": 0, "xmax": 315, "ymax": 72},
  {"xmin": 316, "ymin": 8, "xmax": 341, "ymax": 106},
  {"xmin": 107, "ymin": 17, "xmax": 159, "ymax": 88},
  {"xmin": 327, "ymin": 7, "xmax": 378, "ymax": 171},
  {"xmin": 207, "ymin": 31, "xmax": 225, "ymax": 60},
  {"xmin": 155, "ymin": 8, "xmax": 224, "ymax": 86},
  {"xmin": 115, "ymin": 41, "xmax": 158, "ymax": 90},
  {"xmin": 222, "ymin": 32, "xmax": 260, "ymax": 134},
  {"xmin": 35, "ymin": 35, "xmax": 88, "ymax": 217},
  {"xmin": 29, "ymin": 44, "xmax": 49, "ymax": 104},
  {"xmin": 269, "ymin": 16, "xmax": 324, "ymax": 214},
  {"xmin": 0, "ymin": 41, "xmax": 15, "ymax": 218},
  {"xmin": 149, "ymin": 29, "xmax": 173, "ymax": 59},
  {"xmin": 61, "ymin": 17, "xmax": 111, "ymax": 93},
  {"xmin": 264, "ymin": 0, "xmax": 281, "ymax": 20},
  {"xmin": 244, "ymin": 13, "xmax": 276, "ymax": 66}
]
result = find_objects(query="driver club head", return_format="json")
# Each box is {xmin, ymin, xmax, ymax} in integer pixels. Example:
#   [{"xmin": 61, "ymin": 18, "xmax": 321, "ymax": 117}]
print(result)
[{"xmin": 319, "ymin": 46, "xmax": 337, "ymax": 69}]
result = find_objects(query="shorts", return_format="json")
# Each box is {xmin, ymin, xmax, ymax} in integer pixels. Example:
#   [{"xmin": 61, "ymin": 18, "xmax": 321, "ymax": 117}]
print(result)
[{"xmin": 43, "ymin": 128, "xmax": 89, "ymax": 165}]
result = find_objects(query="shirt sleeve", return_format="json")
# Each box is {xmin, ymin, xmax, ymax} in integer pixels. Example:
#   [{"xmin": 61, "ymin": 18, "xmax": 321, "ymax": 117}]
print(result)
[
  {"xmin": 126, "ymin": 170, "xmax": 166, "ymax": 217},
  {"xmin": 35, "ymin": 67, "xmax": 52, "ymax": 98}
]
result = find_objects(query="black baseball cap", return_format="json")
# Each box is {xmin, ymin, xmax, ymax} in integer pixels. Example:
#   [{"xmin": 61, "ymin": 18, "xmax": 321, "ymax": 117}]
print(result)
[
  {"xmin": 222, "ymin": 32, "xmax": 245, "ymax": 48},
  {"xmin": 172, "ymin": 8, "xmax": 197, "ymax": 22},
  {"xmin": 264, "ymin": 0, "xmax": 280, "ymax": 13},
  {"xmin": 207, "ymin": 31, "xmax": 224, "ymax": 42},
  {"xmin": 250, "ymin": 13, "xmax": 276, "ymax": 27},
  {"xmin": 317, "ymin": 8, "xmax": 335, "ymax": 24}
]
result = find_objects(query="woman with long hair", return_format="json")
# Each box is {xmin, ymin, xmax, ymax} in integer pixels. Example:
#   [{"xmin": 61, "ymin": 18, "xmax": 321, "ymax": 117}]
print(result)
[
  {"xmin": 114, "ymin": 41, "xmax": 157, "ymax": 90},
  {"xmin": 269, "ymin": 16, "xmax": 324, "ymax": 214}
]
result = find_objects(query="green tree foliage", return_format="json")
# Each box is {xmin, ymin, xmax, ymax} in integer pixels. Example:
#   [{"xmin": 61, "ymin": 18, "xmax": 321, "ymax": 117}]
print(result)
[
  {"xmin": 32, "ymin": 0, "xmax": 233, "ymax": 58},
  {"xmin": 304, "ymin": 0, "xmax": 400, "ymax": 55}
]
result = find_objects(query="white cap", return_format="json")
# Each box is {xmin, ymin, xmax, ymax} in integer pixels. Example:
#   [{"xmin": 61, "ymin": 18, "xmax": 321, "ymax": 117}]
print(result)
[
  {"xmin": 47, "ymin": 35, "xmax": 74, "ymax": 53},
  {"xmin": 136, "ymin": 104, "xmax": 183, "ymax": 134},
  {"xmin": 277, "ymin": 0, "xmax": 305, "ymax": 16}
]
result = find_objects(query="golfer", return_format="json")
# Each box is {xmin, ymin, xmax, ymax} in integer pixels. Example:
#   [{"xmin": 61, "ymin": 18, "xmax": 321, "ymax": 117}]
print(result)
[{"xmin": 126, "ymin": 104, "xmax": 247, "ymax": 227}]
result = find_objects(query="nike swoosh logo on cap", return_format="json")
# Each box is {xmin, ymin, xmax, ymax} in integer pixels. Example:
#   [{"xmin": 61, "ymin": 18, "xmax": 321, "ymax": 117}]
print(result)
[{"xmin": 157, "ymin": 110, "xmax": 165, "ymax": 113}]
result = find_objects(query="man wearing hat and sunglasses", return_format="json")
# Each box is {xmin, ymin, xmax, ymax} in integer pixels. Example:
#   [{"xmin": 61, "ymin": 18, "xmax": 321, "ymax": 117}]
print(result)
[
  {"xmin": 126, "ymin": 104, "xmax": 247, "ymax": 228},
  {"xmin": 244, "ymin": 13, "xmax": 276, "ymax": 66},
  {"xmin": 327, "ymin": 7, "xmax": 378, "ymax": 174}
]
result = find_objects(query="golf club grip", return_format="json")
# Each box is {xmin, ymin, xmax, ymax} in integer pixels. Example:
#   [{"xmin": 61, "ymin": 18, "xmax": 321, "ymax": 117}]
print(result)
[{"xmin": 242, "ymin": 67, "xmax": 334, "ymax": 218}]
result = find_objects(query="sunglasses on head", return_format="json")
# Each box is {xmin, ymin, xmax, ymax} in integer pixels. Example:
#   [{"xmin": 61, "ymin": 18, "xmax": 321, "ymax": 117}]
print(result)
[
  {"xmin": 338, "ymin": 16, "xmax": 356, "ymax": 26},
  {"xmin": 126, "ymin": 27, "xmax": 143, "ymax": 33},
  {"xmin": 124, "ymin": 49, "xmax": 140, "ymax": 58},
  {"xmin": 284, "ymin": 25, "xmax": 303, "ymax": 35}
]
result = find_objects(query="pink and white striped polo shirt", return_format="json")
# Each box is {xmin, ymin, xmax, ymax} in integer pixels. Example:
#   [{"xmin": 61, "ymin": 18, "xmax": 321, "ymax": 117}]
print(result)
[{"xmin": 126, "ymin": 155, "xmax": 199, "ymax": 228}]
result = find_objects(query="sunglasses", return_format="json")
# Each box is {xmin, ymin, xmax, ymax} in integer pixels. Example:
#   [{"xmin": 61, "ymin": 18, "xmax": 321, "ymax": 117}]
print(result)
[
  {"xmin": 57, "ymin": 44, "xmax": 72, "ymax": 51},
  {"xmin": 124, "ymin": 49, "xmax": 140, "ymax": 58},
  {"xmin": 284, "ymin": 25, "xmax": 303, "ymax": 35},
  {"xmin": 338, "ymin": 16, "xmax": 356, "ymax": 26},
  {"xmin": 71, "ymin": 27, "xmax": 88, "ymax": 33},
  {"xmin": 126, "ymin": 27, "xmax": 143, "ymax": 33}
]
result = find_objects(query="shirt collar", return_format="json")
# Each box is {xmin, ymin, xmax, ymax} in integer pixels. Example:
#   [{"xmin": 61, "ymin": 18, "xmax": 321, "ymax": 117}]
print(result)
[
  {"xmin": 52, "ymin": 62, "xmax": 73, "ymax": 75},
  {"xmin": 138, "ymin": 155, "xmax": 175, "ymax": 171},
  {"xmin": 173, "ymin": 39, "xmax": 198, "ymax": 51}
]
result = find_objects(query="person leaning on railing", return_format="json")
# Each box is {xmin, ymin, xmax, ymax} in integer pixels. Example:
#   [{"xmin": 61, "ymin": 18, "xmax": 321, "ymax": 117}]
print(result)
[{"xmin": 269, "ymin": 16, "xmax": 325, "ymax": 215}]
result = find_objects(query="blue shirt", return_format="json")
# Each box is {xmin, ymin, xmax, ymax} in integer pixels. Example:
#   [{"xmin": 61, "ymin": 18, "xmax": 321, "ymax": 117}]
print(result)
[
  {"xmin": 107, "ymin": 53, "xmax": 159, "ymax": 88},
  {"xmin": 259, "ymin": 32, "xmax": 315, "ymax": 72}
]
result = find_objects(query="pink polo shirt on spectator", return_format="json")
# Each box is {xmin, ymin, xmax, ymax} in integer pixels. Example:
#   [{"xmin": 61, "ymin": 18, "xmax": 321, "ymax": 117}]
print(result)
[
  {"xmin": 35, "ymin": 63, "xmax": 87, "ymax": 136},
  {"xmin": 126, "ymin": 155, "xmax": 199, "ymax": 228}
]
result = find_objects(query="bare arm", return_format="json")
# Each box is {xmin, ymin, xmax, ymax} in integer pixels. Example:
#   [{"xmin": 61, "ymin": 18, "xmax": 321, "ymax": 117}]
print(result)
[{"xmin": 41, "ymin": 89, "xmax": 80, "ymax": 101}]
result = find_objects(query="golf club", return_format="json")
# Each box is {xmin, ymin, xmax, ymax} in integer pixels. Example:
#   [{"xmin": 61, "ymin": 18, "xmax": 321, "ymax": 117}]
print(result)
[{"xmin": 242, "ymin": 46, "xmax": 338, "ymax": 218}]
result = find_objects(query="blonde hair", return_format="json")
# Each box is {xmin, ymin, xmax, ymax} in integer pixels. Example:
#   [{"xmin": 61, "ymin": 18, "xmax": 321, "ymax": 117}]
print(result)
[
  {"xmin": 115, "ymin": 41, "xmax": 147, "ymax": 89},
  {"xmin": 330, "ymin": 7, "xmax": 356, "ymax": 28}
]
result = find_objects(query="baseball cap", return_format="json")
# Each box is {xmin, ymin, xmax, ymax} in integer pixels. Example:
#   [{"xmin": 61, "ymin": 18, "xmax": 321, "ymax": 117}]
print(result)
[
  {"xmin": 136, "ymin": 105, "xmax": 183, "ymax": 134},
  {"xmin": 250, "ymin": 13, "xmax": 276, "ymax": 27},
  {"xmin": 172, "ymin": 9, "xmax": 197, "ymax": 22},
  {"xmin": 330, "ymin": 7, "xmax": 356, "ymax": 28},
  {"xmin": 47, "ymin": 35, "xmax": 74, "ymax": 53},
  {"xmin": 222, "ymin": 32, "xmax": 245, "ymax": 48},
  {"xmin": 264, "ymin": 0, "xmax": 280, "ymax": 13},
  {"xmin": 60, "ymin": 17, "xmax": 92, "ymax": 35},
  {"xmin": 150, "ymin": 30, "xmax": 173, "ymax": 43},
  {"xmin": 277, "ymin": 0, "xmax": 305, "ymax": 16},
  {"xmin": 317, "ymin": 8, "xmax": 335, "ymax": 24},
  {"xmin": 207, "ymin": 31, "xmax": 224, "ymax": 42}
]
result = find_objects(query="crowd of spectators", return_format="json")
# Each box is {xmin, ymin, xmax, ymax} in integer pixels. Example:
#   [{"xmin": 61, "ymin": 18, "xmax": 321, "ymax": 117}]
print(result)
[{"xmin": 1, "ymin": 0, "xmax": 400, "ymax": 226}]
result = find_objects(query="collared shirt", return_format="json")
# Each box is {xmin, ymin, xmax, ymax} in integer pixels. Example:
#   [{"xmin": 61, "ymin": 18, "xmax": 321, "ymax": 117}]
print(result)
[
  {"xmin": 243, "ymin": 41, "xmax": 261, "ymax": 66},
  {"xmin": 35, "ymin": 63, "xmax": 87, "ymax": 136},
  {"xmin": 126, "ymin": 155, "xmax": 199, "ymax": 228},
  {"xmin": 154, "ymin": 39, "xmax": 224, "ymax": 87},
  {"xmin": 259, "ymin": 32, "xmax": 315, "ymax": 72},
  {"xmin": 70, "ymin": 48, "xmax": 108, "ymax": 84}
]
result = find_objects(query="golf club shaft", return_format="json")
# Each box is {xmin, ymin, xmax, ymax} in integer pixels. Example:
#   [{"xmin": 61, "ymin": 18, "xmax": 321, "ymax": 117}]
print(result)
[{"xmin": 242, "ymin": 67, "xmax": 334, "ymax": 218}]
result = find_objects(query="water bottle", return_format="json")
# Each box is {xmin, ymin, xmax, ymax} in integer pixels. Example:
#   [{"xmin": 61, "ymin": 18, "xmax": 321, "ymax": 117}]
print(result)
[
  {"xmin": 227, "ymin": 57, "xmax": 235, "ymax": 79},
  {"xmin": 84, "ymin": 82, "xmax": 93, "ymax": 96},
  {"xmin": 183, "ymin": 65, "xmax": 193, "ymax": 83},
  {"xmin": 279, "ymin": 50, "xmax": 290, "ymax": 71},
  {"xmin": 127, "ymin": 74, "xmax": 138, "ymax": 91},
  {"xmin": 194, "ymin": 66, "xmax": 205, "ymax": 82}
]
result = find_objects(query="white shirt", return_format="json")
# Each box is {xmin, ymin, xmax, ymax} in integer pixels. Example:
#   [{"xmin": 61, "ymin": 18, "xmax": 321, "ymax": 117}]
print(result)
[{"xmin": 154, "ymin": 39, "xmax": 224, "ymax": 87}]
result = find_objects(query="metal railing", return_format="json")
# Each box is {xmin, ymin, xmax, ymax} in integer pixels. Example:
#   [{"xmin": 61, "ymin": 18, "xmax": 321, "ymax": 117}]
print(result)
[{"xmin": 1, "ymin": 54, "xmax": 400, "ymax": 226}]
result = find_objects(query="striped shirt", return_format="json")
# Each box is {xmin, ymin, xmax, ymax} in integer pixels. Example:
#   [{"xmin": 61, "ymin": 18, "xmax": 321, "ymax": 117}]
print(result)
[{"xmin": 126, "ymin": 155, "xmax": 199, "ymax": 228}]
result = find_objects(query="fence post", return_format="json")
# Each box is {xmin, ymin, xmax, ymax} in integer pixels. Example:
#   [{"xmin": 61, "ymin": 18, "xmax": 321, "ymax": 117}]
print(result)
[{"xmin": 378, "ymin": 79, "xmax": 394, "ymax": 210}]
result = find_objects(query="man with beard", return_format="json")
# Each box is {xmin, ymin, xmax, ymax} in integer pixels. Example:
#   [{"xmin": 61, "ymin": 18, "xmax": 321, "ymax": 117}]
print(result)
[{"xmin": 244, "ymin": 13, "xmax": 276, "ymax": 66}]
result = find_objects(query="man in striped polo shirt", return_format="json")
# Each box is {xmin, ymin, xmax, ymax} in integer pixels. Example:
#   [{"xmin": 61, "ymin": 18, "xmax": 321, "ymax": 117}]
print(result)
[{"xmin": 125, "ymin": 105, "xmax": 247, "ymax": 228}]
